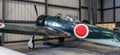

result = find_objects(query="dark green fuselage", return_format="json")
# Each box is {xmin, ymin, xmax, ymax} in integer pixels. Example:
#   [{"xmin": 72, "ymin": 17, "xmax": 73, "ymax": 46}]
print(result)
[{"xmin": 43, "ymin": 16, "xmax": 120, "ymax": 47}]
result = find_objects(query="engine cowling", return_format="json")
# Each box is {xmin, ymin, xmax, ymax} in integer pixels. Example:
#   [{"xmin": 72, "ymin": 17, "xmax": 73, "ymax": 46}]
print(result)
[{"xmin": 36, "ymin": 15, "xmax": 48, "ymax": 26}]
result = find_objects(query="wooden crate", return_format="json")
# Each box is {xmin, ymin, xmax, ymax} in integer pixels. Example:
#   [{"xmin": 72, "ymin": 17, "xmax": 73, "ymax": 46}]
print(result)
[{"xmin": 96, "ymin": 23, "xmax": 115, "ymax": 30}]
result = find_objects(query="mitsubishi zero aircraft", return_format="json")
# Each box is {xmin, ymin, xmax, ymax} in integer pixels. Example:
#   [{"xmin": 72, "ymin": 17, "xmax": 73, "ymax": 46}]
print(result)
[{"xmin": 0, "ymin": 15, "xmax": 120, "ymax": 49}]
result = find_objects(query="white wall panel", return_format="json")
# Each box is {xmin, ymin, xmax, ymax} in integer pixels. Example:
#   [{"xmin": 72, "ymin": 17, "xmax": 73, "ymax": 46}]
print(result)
[
  {"xmin": 5, "ymin": 33, "xmax": 43, "ymax": 41},
  {"xmin": 3, "ymin": 1, "xmax": 45, "ymax": 42},
  {"xmin": 103, "ymin": 10, "xmax": 113, "ymax": 22},
  {"xmin": 81, "ymin": 0, "xmax": 88, "ymax": 7},
  {"xmin": 48, "ymin": 0, "xmax": 79, "ymax": 7},
  {"xmin": 97, "ymin": 11, "xmax": 101, "ymax": 22},
  {"xmin": 5, "ymin": 34, "xmax": 44, "ymax": 41},
  {"xmin": 81, "ymin": 0, "xmax": 101, "ymax": 8},
  {"xmin": 81, "ymin": 9, "xmax": 88, "ymax": 21},
  {"xmin": 116, "ymin": 9, "xmax": 120, "ymax": 22},
  {"xmin": 0, "ymin": 1, "xmax": 2, "ymax": 19},
  {"xmin": 97, "ymin": 0, "xmax": 101, "ymax": 9},
  {"xmin": 31, "ymin": 0, "xmax": 45, "ymax": 2},
  {"xmin": 81, "ymin": 9, "xmax": 101, "ymax": 22},
  {"xmin": 5, "ymin": 1, "xmax": 45, "ymax": 21},
  {"xmin": 103, "ymin": 0, "xmax": 113, "ymax": 9},
  {"xmin": 48, "ymin": 7, "xmax": 78, "ymax": 19},
  {"xmin": 36, "ymin": 4, "xmax": 45, "ymax": 16},
  {"xmin": 116, "ymin": 0, "xmax": 120, "ymax": 6}
]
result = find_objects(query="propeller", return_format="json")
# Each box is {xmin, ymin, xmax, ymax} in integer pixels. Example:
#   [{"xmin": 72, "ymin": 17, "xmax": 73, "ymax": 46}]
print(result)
[
  {"xmin": 34, "ymin": 5, "xmax": 38, "ymax": 17},
  {"xmin": 27, "ymin": 5, "xmax": 38, "ymax": 49}
]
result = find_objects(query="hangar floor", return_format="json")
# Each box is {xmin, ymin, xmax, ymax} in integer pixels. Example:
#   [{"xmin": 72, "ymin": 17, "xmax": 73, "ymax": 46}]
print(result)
[{"xmin": 4, "ymin": 38, "xmax": 120, "ymax": 55}]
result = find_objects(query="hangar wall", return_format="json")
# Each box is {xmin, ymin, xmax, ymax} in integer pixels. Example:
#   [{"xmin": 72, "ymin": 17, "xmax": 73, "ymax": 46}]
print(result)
[
  {"xmin": 4, "ymin": 0, "xmax": 102, "ymax": 23},
  {"xmin": 1, "ymin": 0, "xmax": 101, "ymax": 43},
  {"xmin": 47, "ymin": 0, "xmax": 79, "ymax": 19},
  {"xmin": 0, "ymin": 1, "xmax": 2, "ymax": 19},
  {"xmin": 81, "ymin": 0, "xmax": 101, "ymax": 22},
  {"xmin": 97, "ymin": 0, "xmax": 102, "ymax": 22},
  {"xmin": 5, "ymin": 1, "xmax": 45, "ymax": 21},
  {"xmin": 103, "ymin": 0, "xmax": 113, "ymax": 22},
  {"xmin": 103, "ymin": 0, "xmax": 120, "ymax": 22},
  {"xmin": 115, "ymin": 0, "xmax": 120, "ymax": 22},
  {"xmin": 4, "ymin": 0, "xmax": 45, "ymax": 42}
]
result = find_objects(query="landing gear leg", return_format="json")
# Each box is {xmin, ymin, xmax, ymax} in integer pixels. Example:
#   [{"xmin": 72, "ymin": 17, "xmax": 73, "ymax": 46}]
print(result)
[
  {"xmin": 32, "ymin": 35, "xmax": 35, "ymax": 49},
  {"xmin": 28, "ymin": 35, "xmax": 35, "ymax": 50}
]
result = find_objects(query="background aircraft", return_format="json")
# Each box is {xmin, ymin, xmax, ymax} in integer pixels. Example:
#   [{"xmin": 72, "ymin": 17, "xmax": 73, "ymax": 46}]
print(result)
[{"xmin": 0, "ymin": 15, "xmax": 120, "ymax": 49}]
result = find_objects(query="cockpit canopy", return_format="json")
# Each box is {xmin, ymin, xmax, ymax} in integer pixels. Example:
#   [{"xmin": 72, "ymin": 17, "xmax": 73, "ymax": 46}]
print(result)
[{"xmin": 64, "ymin": 15, "xmax": 80, "ymax": 24}]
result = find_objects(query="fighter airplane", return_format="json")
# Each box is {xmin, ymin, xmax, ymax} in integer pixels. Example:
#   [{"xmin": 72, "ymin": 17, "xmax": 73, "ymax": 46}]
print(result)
[{"xmin": 0, "ymin": 15, "xmax": 120, "ymax": 49}]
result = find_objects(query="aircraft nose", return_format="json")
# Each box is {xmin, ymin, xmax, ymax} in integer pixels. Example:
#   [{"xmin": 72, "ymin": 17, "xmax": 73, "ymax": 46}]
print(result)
[
  {"xmin": 0, "ymin": 23, "xmax": 5, "ymax": 28},
  {"xmin": 74, "ymin": 24, "xmax": 89, "ymax": 39}
]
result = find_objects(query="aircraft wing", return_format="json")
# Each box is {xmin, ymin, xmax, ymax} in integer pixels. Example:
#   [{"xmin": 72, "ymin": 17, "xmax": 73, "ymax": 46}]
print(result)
[{"xmin": 0, "ymin": 23, "xmax": 66, "ymax": 36}]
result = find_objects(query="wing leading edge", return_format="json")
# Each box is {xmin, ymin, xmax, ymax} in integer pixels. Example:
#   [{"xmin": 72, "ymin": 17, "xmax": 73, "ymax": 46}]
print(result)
[{"xmin": 0, "ymin": 23, "xmax": 66, "ymax": 36}]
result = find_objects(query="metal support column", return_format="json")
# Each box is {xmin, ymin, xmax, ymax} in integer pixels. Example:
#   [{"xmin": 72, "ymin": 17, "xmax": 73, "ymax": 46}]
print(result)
[
  {"xmin": 101, "ymin": 0, "xmax": 104, "ymax": 23},
  {"xmin": 113, "ymin": 0, "xmax": 116, "ymax": 22},
  {"xmin": 45, "ymin": 0, "xmax": 48, "ymax": 15},
  {"xmin": 87, "ymin": 0, "xmax": 92, "ymax": 24},
  {"xmin": 2, "ymin": 0, "xmax": 5, "ymax": 22},
  {"xmin": 79, "ymin": 0, "xmax": 81, "ymax": 21},
  {"xmin": 1, "ymin": 0, "xmax": 6, "ymax": 46},
  {"xmin": 91, "ymin": 0, "xmax": 97, "ymax": 25}
]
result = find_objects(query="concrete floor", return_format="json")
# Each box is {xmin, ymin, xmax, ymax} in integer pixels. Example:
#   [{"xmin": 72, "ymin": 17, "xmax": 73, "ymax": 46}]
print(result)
[{"xmin": 4, "ymin": 39, "xmax": 120, "ymax": 55}]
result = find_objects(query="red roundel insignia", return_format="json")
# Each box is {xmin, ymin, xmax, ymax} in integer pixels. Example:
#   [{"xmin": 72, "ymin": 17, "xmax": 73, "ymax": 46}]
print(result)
[
  {"xmin": 0, "ymin": 23, "xmax": 5, "ymax": 28},
  {"xmin": 74, "ymin": 24, "xmax": 89, "ymax": 38}
]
